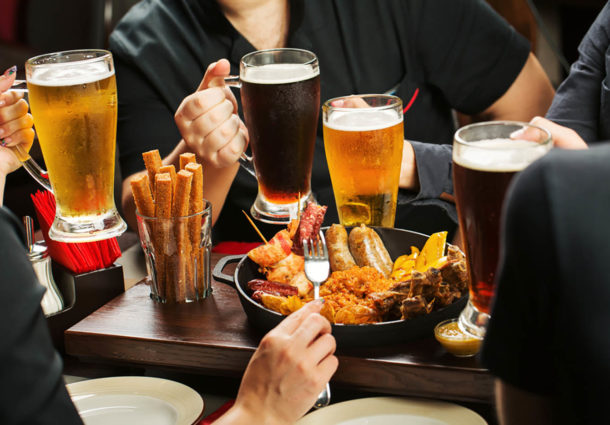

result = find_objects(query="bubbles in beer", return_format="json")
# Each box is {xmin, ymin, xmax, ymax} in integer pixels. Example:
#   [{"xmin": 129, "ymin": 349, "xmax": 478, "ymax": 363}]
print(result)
[
  {"xmin": 453, "ymin": 138, "xmax": 549, "ymax": 172},
  {"xmin": 242, "ymin": 63, "xmax": 319, "ymax": 85}
]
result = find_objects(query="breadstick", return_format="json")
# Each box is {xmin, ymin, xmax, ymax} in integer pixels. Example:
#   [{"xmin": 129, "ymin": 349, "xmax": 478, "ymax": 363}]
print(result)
[
  {"xmin": 130, "ymin": 174, "xmax": 155, "ymax": 218},
  {"xmin": 179, "ymin": 153, "xmax": 196, "ymax": 170},
  {"xmin": 155, "ymin": 173, "xmax": 173, "ymax": 302},
  {"xmin": 142, "ymin": 150, "xmax": 163, "ymax": 194},
  {"xmin": 159, "ymin": 165, "xmax": 176, "ymax": 190},
  {"xmin": 173, "ymin": 170, "xmax": 194, "ymax": 301},
  {"xmin": 185, "ymin": 162, "xmax": 205, "ymax": 296}
]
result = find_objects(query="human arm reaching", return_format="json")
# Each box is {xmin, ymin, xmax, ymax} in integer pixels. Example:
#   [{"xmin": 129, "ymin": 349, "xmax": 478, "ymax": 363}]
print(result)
[{"xmin": 215, "ymin": 299, "xmax": 338, "ymax": 425}]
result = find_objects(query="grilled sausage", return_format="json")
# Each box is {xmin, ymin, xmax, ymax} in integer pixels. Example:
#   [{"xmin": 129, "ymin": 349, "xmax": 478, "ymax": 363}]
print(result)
[
  {"xmin": 325, "ymin": 224, "xmax": 357, "ymax": 272},
  {"xmin": 348, "ymin": 224, "xmax": 393, "ymax": 277},
  {"xmin": 247, "ymin": 279, "xmax": 298, "ymax": 298}
]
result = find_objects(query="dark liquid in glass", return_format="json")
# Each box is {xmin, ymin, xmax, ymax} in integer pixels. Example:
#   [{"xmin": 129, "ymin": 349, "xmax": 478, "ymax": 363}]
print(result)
[
  {"xmin": 453, "ymin": 161, "xmax": 517, "ymax": 314},
  {"xmin": 241, "ymin": 74, "xmax": 320, "ymax": 204}
]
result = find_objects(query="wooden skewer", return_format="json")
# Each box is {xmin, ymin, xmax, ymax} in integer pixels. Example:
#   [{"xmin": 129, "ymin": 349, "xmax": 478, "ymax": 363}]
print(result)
[
  {"xmin": 242, "ymin": 210, "xmax": 268, "ymax": 244},
  {"xmin": 297, "ymin": 191, "xmax": 301, "ymax": 224}
]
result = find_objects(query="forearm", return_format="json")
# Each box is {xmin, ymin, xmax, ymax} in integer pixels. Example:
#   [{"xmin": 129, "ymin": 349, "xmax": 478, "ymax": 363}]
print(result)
[
  {"xmin": 213, "ymin": 403, "xmax": 284, "ymax": 425},
  {"xmin": 398, "ymin": 140, "xmax": 419, "ymax": 191}
]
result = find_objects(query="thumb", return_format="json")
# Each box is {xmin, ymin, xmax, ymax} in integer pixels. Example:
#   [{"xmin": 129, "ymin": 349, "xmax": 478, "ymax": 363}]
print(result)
[
  {"xmin": 197, "ymin": 59, "xmax": 232, "ymax": 91},
  {"xmin": 0, "ymin": 66, "xmax": 17, "ymax": 93}
]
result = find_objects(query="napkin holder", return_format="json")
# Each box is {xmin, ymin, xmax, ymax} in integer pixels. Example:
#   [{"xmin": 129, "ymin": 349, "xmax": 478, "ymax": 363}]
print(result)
[{"xmin": 45, "ymin": 262, "xmax": 124, "ymax": 353}]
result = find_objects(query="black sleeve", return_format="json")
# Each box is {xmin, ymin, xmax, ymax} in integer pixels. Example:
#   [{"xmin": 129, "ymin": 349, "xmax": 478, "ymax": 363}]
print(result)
[
  {"xmin": 0, "ymin": 207, "xmax": 83, "ymax": 424},
  {"xmin": 399, "ymin": 141, "xmax": 457, "ymax": 223},
  {"xmin": 114, "ymin": 53, "xmax": 183, "ymax": 179},
  {"xmin": 481, "ymin": 159, "xmax": 556, "ymax": 394},
  {"xmin": 415, "ymin": 0, "xmax": 530, "ymax": 114},
  {"xmin": 546, "ymin": 3, "xmax": 610, "ymax": 143}
]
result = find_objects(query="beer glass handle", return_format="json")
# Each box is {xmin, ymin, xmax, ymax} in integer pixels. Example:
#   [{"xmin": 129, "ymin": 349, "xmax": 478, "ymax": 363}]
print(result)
[
  {"xmin": 223, "ymin": 75, "xmax": 241, "ymax": 88},
  {"xmin": 15, "ymin": 145, "xmax": 53, "ymax": 192},
  {"xmin": 238, "ymin": 152, "xmax": 256, "ymax": 178},
  {"xmin": 222, "ymin": 76, "xmax": 257, "ymax": 177},
  {"xmin": 6, "ymin": 81, "xmax": 53, "ymax": 192},
  {"xmin": 8, "ymin": 79, "xmax": 28, "ymax": 93}
]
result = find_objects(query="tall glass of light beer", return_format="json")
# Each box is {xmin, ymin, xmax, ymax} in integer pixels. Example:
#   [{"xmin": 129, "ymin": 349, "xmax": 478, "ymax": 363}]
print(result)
[
  {"xmin": 322, "ymin": 95, "xmax": 403, "ymax": 227},
  {"xmin": 225, "ymin": 48, "xmax": 320, "ymax": 224},
  {"xmin": 453, "ymin": 121, "xmax": 551, "ymax": 338},
  {"xmin": 24, "ymin": 50, "xmax": 126, "ymax": 242}
]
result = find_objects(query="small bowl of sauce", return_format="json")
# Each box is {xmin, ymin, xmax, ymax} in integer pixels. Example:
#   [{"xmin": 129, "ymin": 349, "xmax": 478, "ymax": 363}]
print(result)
[{"xmin": 434, "ymin": 318, "xmax": 482, "ymax": 357}]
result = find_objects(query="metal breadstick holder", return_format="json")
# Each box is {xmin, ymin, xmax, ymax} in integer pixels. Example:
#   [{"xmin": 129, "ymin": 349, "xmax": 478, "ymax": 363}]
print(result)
[{"xmin": 23, "ymin": 215, "xmax": 125, "ymax": 353}]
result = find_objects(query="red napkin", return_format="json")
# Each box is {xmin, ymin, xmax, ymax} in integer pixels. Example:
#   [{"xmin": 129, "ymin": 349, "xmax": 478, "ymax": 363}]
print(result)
[
  {"xmin": 198, "ymin": 400, "xmax": 235, "ymax": 424},
  {"xmin": 31, "ymin": 190, "xmax": 121, "ymax": 274},
  {"xmin": 212, "ymin": 241, "xmax": 262, "ymax": 255}
]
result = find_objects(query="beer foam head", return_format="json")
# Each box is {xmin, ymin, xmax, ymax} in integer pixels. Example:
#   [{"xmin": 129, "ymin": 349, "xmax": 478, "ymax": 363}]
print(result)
[
  {"xmin": 326, "ymin": 109, "xmax": 402, "ymax": 131},
  {"xmin": 241, "ymin": 63, "xmax": 319, "ymax": 84},
  {"xmin": 453, "ymin": 138, "xmax": 550, "ymax": 172},
  {"xmin": 29, "ymin": 61, "xmax": 114, "ymax": 87}
]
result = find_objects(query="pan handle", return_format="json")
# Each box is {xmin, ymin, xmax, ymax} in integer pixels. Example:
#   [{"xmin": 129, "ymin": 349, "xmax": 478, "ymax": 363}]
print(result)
[{"xmin": 212, "ymin": 254, "xmax": 244, "ymax": 286}]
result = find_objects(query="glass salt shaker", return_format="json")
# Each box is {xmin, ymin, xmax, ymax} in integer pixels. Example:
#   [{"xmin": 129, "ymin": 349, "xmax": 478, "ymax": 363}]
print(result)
[{"xmin": 23, "ymin": 216, "xmax": 64, "ymax": 316}]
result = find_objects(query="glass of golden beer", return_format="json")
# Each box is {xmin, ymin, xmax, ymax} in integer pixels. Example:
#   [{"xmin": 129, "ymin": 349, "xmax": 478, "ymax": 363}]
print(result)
[
  {"xmin": 224, "ymin": 48, "xmax": 320, "ymax": 224},
  {"xmin": 21, "ymin": 49, "xmax": 126, "ymax": 242},
  {"xmin": 453, "ymin": 121, "xmax": 552, "ymax": 338},
  {"xmin": 322, "ymin": 94, "xmax": 404, "ymax": 227}
]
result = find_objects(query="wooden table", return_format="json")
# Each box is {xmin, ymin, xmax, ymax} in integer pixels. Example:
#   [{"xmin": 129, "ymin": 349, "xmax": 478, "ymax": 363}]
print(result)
[{"xmin": 65, "ymin": 253, "xmax": 493, "ymax": 404}]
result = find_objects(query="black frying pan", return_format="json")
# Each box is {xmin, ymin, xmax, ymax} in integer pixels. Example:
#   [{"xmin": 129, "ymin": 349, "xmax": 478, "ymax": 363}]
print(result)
[{"xmin": 213, "ymin": 227, "xmax": 466, "ymax": 347}]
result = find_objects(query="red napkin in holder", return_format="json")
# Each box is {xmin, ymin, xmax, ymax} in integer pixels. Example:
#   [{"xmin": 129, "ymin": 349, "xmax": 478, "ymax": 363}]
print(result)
[{"xmin": 31, "ymin": 190, "xmax": 121, "ymax": 273}]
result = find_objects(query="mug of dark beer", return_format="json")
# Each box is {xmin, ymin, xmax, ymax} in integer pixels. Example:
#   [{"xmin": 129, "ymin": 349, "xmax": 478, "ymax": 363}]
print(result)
[
  {"xmin": 453, "ymin": 121, "xmax": 551, "ymax": 338},
  {"xmin": 225, "ymin": 48, "xmax": 320, "ymax": 224}
]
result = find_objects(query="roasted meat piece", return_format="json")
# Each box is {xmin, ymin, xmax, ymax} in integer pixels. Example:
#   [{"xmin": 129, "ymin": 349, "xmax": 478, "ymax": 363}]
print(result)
[
  {"xmin": 400, "ymin": 295, "xmax": 434, "ymax": 319},
  {"xmin": 292, "ymin": 203, "xmax": 327, "ymax": 255},
  {"xmin": 434, "ymin": 283, "xmax": 461, "ymax": 308},
  {"xmin": 438, "ymin": 245, "xmax": 468, "ymax": 293},
  {"xmin": 369, "ymin": 291, "xmax": 409, "ymax": 320}
]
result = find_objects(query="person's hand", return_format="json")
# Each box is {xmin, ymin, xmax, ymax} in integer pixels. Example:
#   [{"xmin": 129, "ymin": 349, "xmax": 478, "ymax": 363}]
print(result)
[
  {"xmin": 530, "ymin": 116, "xmax": 588, "ymax": 150},
  {"xmin": 0, "ymin": 66, "xmax": 35, "ymax": 176},
  {"xmin": 174, "ymin": 59, "xmax": 248, "ymax": 168},
  {"xmin": 227, "ymin": 299, "xmax": 338, "ymax": 425}
]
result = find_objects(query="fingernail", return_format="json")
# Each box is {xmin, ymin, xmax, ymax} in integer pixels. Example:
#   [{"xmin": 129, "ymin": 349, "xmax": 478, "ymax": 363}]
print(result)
[
  {"xmin": 0, "ymin": 100, "xmax": 5, "ymax": 107},
  {"xmin": 3, "ymin": 66, "xmax": 17, "ymax": 77},
  {"xmin": 0, "ymin": 128, "xmax": 4, "ymax": 136},
  {"xmin": 312, "ymin": 298, "xmax": 325, "ymax": 305}
]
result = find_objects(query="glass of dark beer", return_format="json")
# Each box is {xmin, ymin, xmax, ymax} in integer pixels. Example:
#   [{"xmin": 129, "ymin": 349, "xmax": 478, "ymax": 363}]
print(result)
[
  {"xmin": 225, "ymin": 48, "xmax": 320, "ymax": 224},
  {"xmin": 453, "ymin": 121, "xmax": 551, "ymax": 338}
]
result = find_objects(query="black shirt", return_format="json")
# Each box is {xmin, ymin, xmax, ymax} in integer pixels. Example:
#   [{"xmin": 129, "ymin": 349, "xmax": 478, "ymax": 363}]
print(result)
[
  {"xmin": 546, "ymin": 2, "xmax": 610, "ymax": 142},
  {"xmin": 109, "ymin": 0, "xmax": 530, "ymax": 242},
  {"xmin": 481, "ymin": 145, "xmax": 610, "ymax": 424},
  {"xmin": 0, "ymin": 207, "xmax": 82, "ymax": 424}
]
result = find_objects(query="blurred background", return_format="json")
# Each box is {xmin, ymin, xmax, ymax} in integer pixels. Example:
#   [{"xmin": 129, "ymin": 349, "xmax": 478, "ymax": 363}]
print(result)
[{"xmin": 0, "ymin": 0, "xmax": 606, "ymax": 224}]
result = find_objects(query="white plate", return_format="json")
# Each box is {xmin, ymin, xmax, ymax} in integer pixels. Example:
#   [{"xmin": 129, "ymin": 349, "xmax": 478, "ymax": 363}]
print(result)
[
  {"xmin": 296, "ymin": 396, "xmax": 487, "ymax": 425},
  {"xmin": 66, "ymin": 376, "xmax": 204, "ymax": 425}
]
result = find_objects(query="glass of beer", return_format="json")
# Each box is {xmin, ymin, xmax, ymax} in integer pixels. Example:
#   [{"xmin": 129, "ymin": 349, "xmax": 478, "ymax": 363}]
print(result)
[
  {"xmin": 20, "ymin": 49, "xmax": 126, "ymax": 242},
  {"xmin": 453, "ymin": 121, "xmax": 552, "ymax": 338},
  {"xmin": 224, "ymin": 48, "xmax": 320, "ymax": 224},
  {"xmin": 322, "ymin": 94, "xmax": 404, "ymax": 227}
]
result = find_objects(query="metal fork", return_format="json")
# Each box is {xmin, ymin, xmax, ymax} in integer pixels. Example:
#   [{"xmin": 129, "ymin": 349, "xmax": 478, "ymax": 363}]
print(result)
[{"xmin": 303, "ymin": 232, "xmax": 331, "ymax": 409}]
